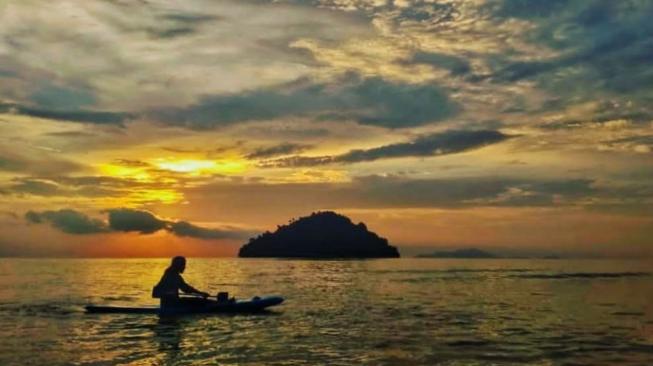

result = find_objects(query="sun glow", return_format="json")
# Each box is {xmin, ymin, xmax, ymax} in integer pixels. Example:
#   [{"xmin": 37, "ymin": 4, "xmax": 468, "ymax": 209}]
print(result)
[
  {"xmin": 155, "ymin": 159, "xmax": 247, "ymax": 175},
  {"xmin": 126, "ymin": 189, "xmax": 184, "ymax": 205},
  {"xmin": 98, "ymin": 163, "xmax": 153, "ymax": 182}
]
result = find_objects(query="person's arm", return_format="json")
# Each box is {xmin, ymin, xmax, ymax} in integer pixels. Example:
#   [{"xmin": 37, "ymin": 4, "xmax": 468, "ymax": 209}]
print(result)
[{"xmin": 178, "ymin": 274, "xmax": 210, "ymax": 298}]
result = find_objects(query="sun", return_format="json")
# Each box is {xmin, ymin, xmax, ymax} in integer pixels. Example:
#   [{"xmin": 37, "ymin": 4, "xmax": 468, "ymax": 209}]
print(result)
[
  {"xmin": 156, "ymin": 160, "xmax": 216, "ymax": 173},
  {"xmin": 154, "ymin": 159, "xmax": 247, "ymax": 175}
]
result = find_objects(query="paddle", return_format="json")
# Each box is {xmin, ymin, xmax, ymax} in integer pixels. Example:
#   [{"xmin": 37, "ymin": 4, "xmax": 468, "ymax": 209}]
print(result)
[{"xmin": 181, "ymin": 292, "xmax": 234, "ymax": 302}]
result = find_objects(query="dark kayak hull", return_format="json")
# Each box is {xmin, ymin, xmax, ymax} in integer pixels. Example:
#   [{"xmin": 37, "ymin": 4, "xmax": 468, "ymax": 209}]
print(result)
[{"xmin": 85, "ymin": 296, "xmax": 284, "ymax": 315}]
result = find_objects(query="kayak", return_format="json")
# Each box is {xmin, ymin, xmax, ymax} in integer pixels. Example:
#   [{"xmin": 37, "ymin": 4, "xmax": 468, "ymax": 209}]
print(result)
[{"xmin": 85, "ymin": 295, "xmax": 284, "ymax": 315}]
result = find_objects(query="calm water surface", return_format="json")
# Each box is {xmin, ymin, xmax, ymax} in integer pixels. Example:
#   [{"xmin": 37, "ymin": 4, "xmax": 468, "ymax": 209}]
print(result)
[{"xmin": 0, "ymin": 258, "xmax": 652, "ymax": 365}]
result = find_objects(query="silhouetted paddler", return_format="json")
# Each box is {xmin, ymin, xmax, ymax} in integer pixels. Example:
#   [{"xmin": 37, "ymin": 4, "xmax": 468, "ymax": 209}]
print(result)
[{"xmin": 152, "ymin": 256, "xmax": 209, "ymax": 309}]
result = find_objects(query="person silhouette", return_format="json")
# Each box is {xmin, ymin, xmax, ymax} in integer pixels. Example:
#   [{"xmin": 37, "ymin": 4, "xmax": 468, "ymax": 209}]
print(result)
[{"xmin": 152, "ymin": 256, "xmax": 210, "ymax": 310}]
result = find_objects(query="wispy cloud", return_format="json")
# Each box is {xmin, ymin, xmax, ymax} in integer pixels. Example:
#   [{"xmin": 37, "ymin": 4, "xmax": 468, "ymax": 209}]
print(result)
[
  {"xmin": 261, "ymin": 130, "xmax": 511, "ymax": 167},
  {"xmin": 245, "ymin": 143, "xmax": 312, "ymax": 159}
]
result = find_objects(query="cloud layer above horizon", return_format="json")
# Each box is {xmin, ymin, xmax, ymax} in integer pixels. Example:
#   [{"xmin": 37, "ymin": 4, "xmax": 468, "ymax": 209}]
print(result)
[{"xmin": 1, "ymin": 0, "xmax": 652, "ymax": 257}]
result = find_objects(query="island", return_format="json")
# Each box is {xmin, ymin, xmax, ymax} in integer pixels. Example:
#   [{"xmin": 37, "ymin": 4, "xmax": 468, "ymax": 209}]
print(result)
[
  {"xmin": 416, "ymin": 248, "xmax": 497, "ymax": 259},
  {"xmin": 238, "ymin": 211, "xmax": 400, "ymax": 258}
]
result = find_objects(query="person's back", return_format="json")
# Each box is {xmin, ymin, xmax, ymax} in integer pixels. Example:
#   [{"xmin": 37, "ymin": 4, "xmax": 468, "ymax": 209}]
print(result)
[
  {"xmin": 153, "ymin": 256, "xmax": 209, "ymax": 308},
  {"xmin": 153, "ymin": 267, "xmax": 185, "ymax": 298}
]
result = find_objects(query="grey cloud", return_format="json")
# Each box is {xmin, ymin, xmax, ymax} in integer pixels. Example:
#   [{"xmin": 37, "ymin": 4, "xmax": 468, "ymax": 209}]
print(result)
[
  {"xmin": 407, "ymin": 52, "xmax": 471, "ymax": 76},
  {"xmin": 106, "ymin": 208, "xmax": 253, "ymax": 239},
  {"xmin": 491, "ymin": 0, "xmax": 653, "ymax": 100},
  {"xmin": 184, "ymin": 175, "xmax": 601, "ymax": 211},
  {"xmin": 25, "ymin": 207, "xmax": 250, "ymax": 240},
  {"xmin": 351, "ymin": 175, "xmax": 595, "ymax": 207},
  {"xmin": 11, "ymin": 179, "xmax": 61, "ymax": 196},
  {"xmin": 29, "ymin": 84, "xmax": 96, "ymax": 110},
  {"xmin": 107, "ymin": 208, "xmax": 167, "ymax": 234},
  {"xmin": 154, "ymin": 75, "xmax": 457, "ymax": 129},
  {"xmin": 2, "ymin": 175, "xmax": 148, "ymax": 198},
  {"xmin": 492, "ymin": 0, "xmax": 572, "ymax": 19},
  {"xmin": 25, "ymin": 209, "xmax": 109, "ymax": 234},
  {"xmin": 608, "ymin": 135, "xmax": 653, "ymax": 145},
  {"xmin": 44, "ymin": 131, "xmax": 97, "ymax": 138},
  {"xmin": 0, "ymin": 102, "xmax": 130, "ymax": 125},
  {"xmin": 162, "ymin": 13, "xmax": 222, "ymax": 24},
  {"xmin": 262, "ymin": 130, "xmax": 511, "ymax": 167},
  {"xmin": 151, "ymin": 13, "xmax": 223, "ymax": 39},
  {"xmin": 338, "ymin": 130, "xmax": 510, "ymax": 162},
  {"xmin": 112, "ymin": 159, "xmax": 152, "ymax": 168},
  {"xmin": 245, "ymin": 143, "xmax": 312, "ymax": 159},
  {"xmin": 0, "ymin": 0, "xmax": 373, "ymax": 123},
  {"xmin": 0, "ymin": 155, "xmax": 23, "ymax": 172},
  {"xmin": 169, "ymin": 221, "xmax": 251, "ymax": 240},
  {"xmin": 149, "ymin": 26, "xmax": 195, "ymax": 39},
  {"xmin": 0, "ymin": 150, "xmax": 83, "ymax": 175},
  {"xmin": 541, "ymin": 113, "xmax": 652, "ymax": 131}
]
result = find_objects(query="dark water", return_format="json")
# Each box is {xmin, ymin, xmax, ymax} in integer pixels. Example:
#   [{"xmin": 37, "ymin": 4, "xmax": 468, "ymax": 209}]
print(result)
[{"xmin": 0, "ymin": 258, "xmax": 652, "ymax": 365}]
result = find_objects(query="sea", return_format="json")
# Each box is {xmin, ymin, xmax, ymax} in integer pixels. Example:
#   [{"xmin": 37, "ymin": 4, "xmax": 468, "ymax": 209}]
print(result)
[{"xmin": 0, "ymin": 258, "xmax": 652, "ymax": 366}]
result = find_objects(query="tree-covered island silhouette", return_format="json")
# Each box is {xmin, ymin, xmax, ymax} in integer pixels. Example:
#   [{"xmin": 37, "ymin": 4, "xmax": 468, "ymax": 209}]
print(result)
[{"xmin": 238, "ymin": 211, "xmax": 400, "ymax": 258}]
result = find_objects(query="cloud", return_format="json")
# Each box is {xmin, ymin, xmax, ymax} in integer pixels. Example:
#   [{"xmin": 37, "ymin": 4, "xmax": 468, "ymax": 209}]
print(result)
[
  {"xmin": 0, "ymin": 149, "xmax": 83, "ymax": 175},
  {"xmin": 107, "ymin": 208, "xmax": 167, "ymax": 234},
  {"xmin": 146, "ymin": 13, "xmax": 223, "ymax": 39},
  {"xmin": 0, "ymin": 0, "xmax": 372, "ymax": 116},
  {"xmin": 25, "ymin": 209, "xmax": 108, "ymax": 234},
  {"xmin": 600, "ymin": 135, "xmax": 653, "ymax": 154},
  {"xmin": 261, "ymin": 130, "xmax": 511, "ymax": 167},
  {"xmin": 169, "ymin": 221, "xmax": 250, "ymax": 240},
  {"xmin": 107, "ymin": 208, "xmax": 252, "ymax": 239},
  {"xmin": 154, "ymin": 75, "xmax": 457, "ymax": 129},
  {"xmin": 490, "ymin": 0, "xmax": 653, "ymax": 100},
  {"xmin": 0, "ymin": 102, "xmax": 130, "ymax": 125},
  {"xmin": 184, "ymin": 175, "xmax": 603, "ymax": 212},
  {"xmin": 349, "ymin": 175, "xmax": 596, "ymax": 208},
  {"xmin": 25, "ymin": 207, "xmax": 252, "ymax": 240},
  {"xmin": 0, "ymin": 155, "xmax": 23, "ymax": 172},
  {"xmin": 406, "ymin": 51, "xmax": 471, "ymax": 76},
  {"xmin": 245, "ymin": 143, "xmax": 312, "ymax": 159},
  {"xmin": 11, "ymin": 179, "xmax": 61, "ymax": 196}
]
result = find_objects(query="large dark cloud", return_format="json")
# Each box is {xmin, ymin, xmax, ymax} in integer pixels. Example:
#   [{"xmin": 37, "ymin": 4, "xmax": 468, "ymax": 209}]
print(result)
[
  {"xmin": 107, "ymin": 208, "xmax": 167, "ymax": 234},
  {"xmin": 25, "ymin": 208, "xmax": 251, "ymax": 240},
  {"xmin": 25, "ymin": 209, "xmax": 108, "ymax": 234},
  {"xmin": 261, "ymin": 130, "xmax": 511, "ymax": 167},
  {"xmin": 107, "ymin": 208, "xmax": 252, "ymax": 239},
  {"xmin": 490, "ymin": 0, "xmax": 653, "ymax": 100},
  {"xmin": 154, "ymin": 75, "xmax": 457, "ymax": 129}
]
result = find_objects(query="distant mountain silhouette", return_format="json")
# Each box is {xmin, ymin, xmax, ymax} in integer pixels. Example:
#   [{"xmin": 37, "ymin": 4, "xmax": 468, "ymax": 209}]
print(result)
[
  {"xmin": 416, "ymin": 248, "xmax": 497, "ymax": 258},
  {"xmin": 238, "ymin": 211, "xmax": 399, "ymax": 258}
]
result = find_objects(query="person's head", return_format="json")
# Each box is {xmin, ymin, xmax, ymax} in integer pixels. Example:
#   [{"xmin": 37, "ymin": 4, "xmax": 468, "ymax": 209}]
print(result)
[{"xmin": 170, "ymin": 256, "xmax": 186, "ymax": 273}]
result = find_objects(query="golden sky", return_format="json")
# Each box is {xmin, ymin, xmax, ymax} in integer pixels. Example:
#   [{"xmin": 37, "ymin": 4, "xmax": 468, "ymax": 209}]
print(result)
[{"xmin": 0, "ymin": 0, "xmax": 652, "ymax": 257}]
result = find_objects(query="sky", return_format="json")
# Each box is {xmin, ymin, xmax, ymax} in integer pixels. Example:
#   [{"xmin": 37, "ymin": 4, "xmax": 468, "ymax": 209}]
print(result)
[{"xmin": 0, "ymin": 0, "xmax": 652, "ymax": 257}]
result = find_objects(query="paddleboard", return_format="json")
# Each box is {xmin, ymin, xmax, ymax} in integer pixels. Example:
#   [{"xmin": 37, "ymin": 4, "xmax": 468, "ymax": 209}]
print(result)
[{"xmin": 85, "ymin": 295, "xmax": 284, "ymax": 315}]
